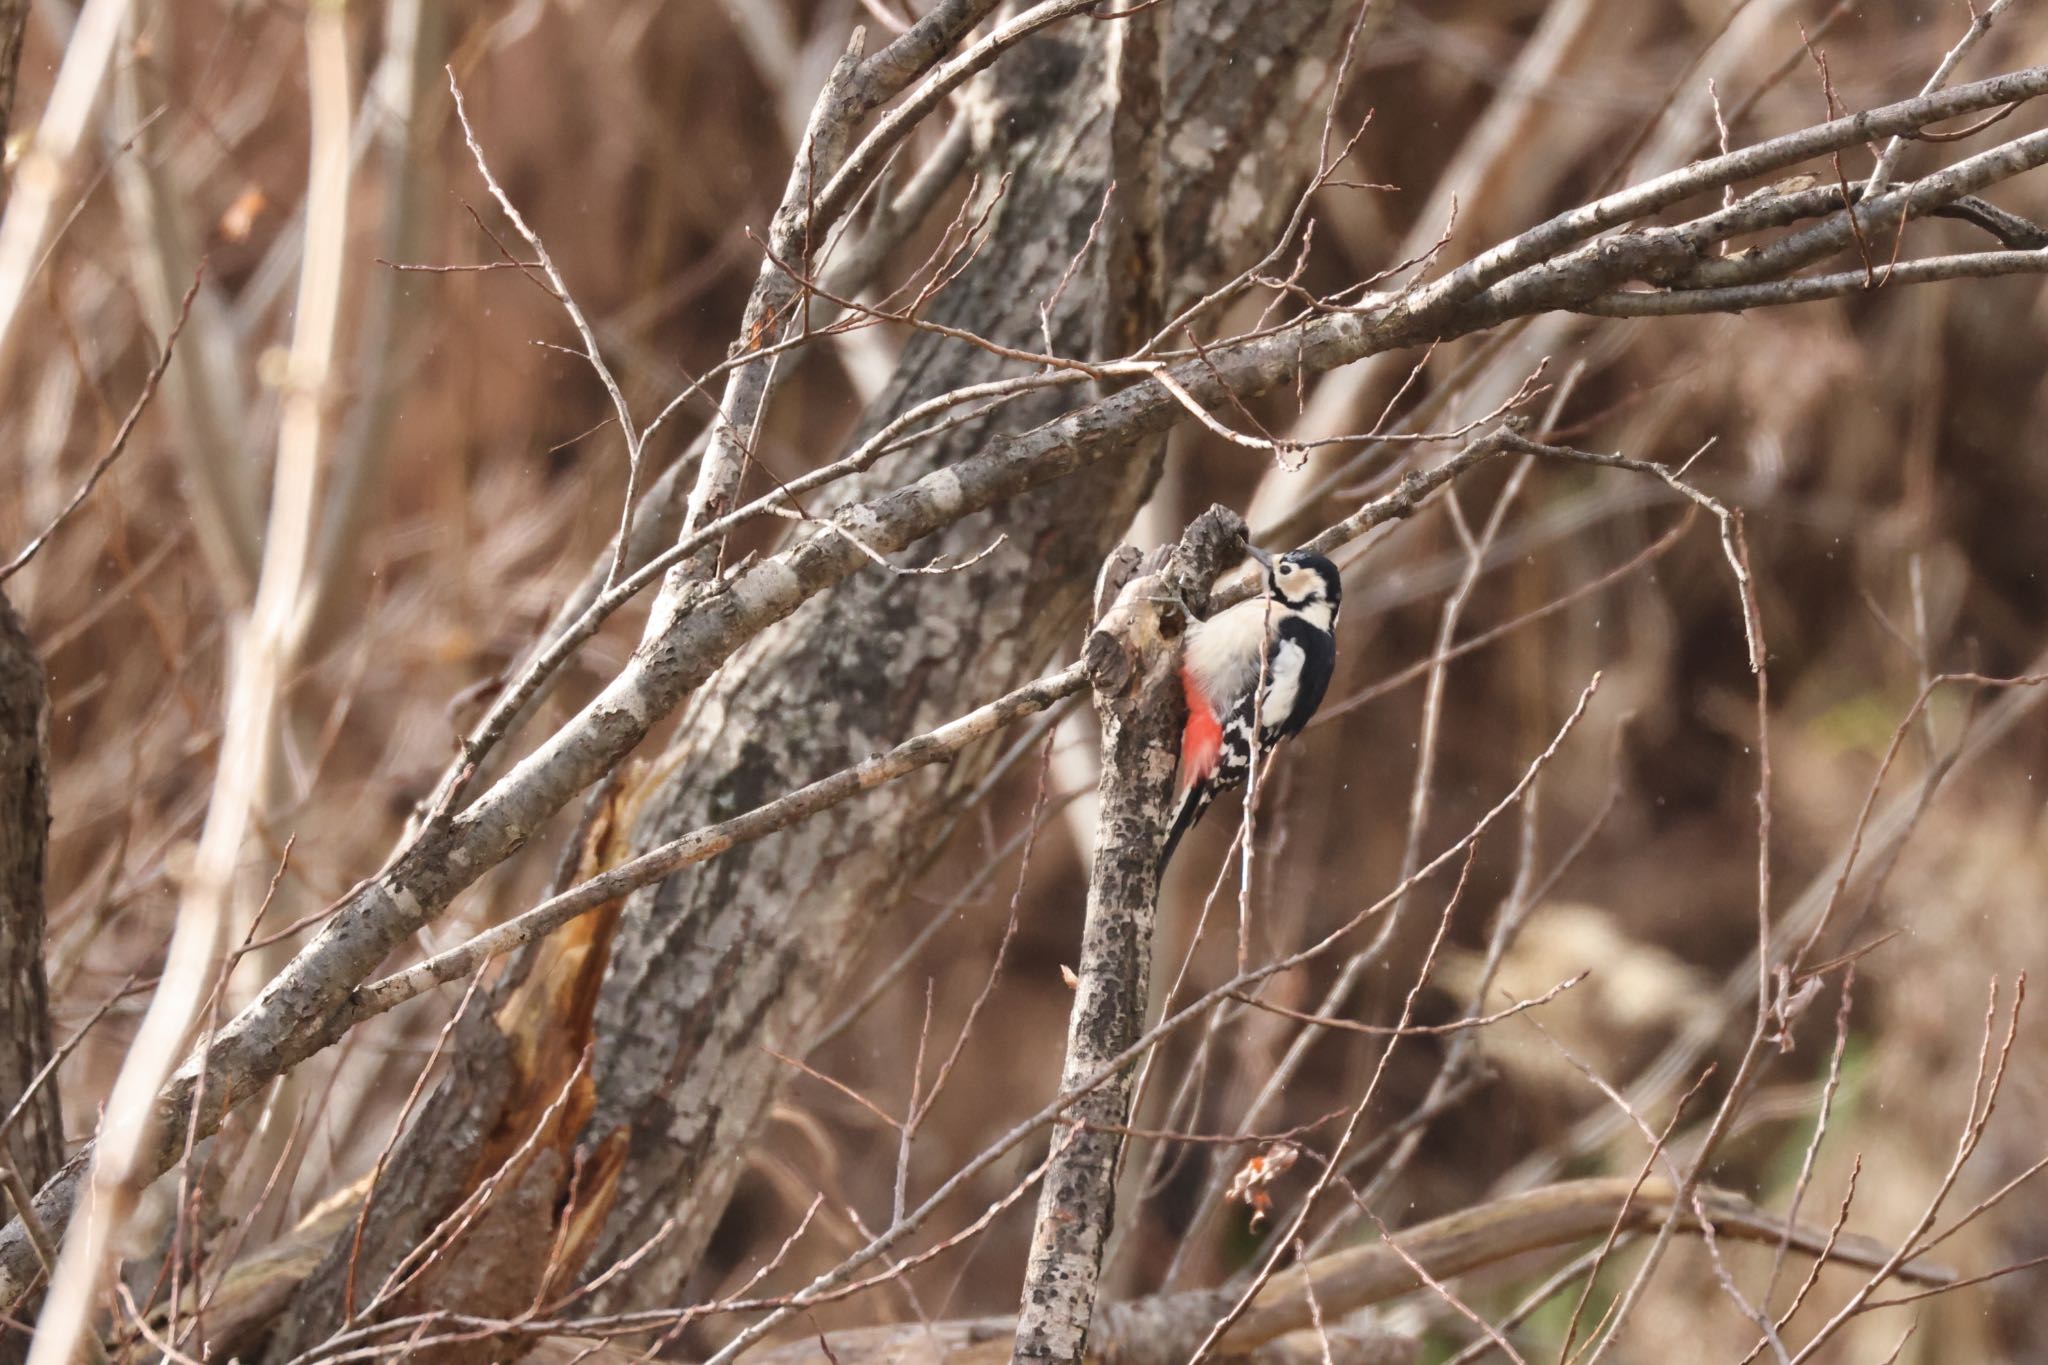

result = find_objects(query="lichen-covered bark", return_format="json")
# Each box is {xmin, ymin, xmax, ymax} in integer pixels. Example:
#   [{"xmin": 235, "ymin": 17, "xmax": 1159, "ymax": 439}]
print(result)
[
  {"xmin": 1010, "ymin": 509, "xmax": 1245, "ymax": 1365},
  {"xmin": 576, "ymin": 31, "xmax": 1141, "ymax": 1301},
  {"xmin": 267, "ymin": 1, "xmax": 1357, "ymax": 1348},
  {"xmin": 577, "ymin": 0, "xmax": 1359, "ymax": 1308}
]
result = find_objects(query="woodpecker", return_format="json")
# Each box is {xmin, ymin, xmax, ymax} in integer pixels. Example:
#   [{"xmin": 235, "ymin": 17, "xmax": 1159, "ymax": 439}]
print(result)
[{"xmin": 1164, "ymin": 545, "xmax": 1342, "ymax": 868}]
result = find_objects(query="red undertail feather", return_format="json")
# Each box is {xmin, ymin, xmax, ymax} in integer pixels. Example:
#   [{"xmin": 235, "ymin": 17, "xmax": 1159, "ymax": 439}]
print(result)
[{"xmin": 1179, "ymin": 664, "xmax": 1223, "ymax": 793}]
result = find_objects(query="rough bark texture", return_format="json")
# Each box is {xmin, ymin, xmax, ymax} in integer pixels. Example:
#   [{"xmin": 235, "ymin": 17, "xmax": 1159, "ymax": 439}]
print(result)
[
  {"xmin": 1010, "ymin": 510, "xmax": 1244, "ymax": 1365},
  {"xmin": 1011, "ymin": 609, "xmax": 1175, "ymax": 1365},
  {"xmin": 576, "ymin": 0, "xmax": 1356, "ymax": 1311},
  {"xmin": 0, "ymin": 0, "xmax": 56, "ymax": 1197},
  {"xmin": 0, "ymin": 26, "xmax": 62, "ymax": 1364},
  {"xmin": 0, "ymin": 590, "xmax": 57, "ymax": 1365},
  {"xmin": 14, "ymin": 44, "xmax": 2047, "ymax": 1314},
  {"xmin": 262, "ymin": 2, "xmax": 1355, "ymax": 1351},
  {"xmin": 0, "ymin": 0, "xmax": 25, "ymax": 160},
  {"xmin": 0, "ymin": 590, "xmax": 56, "ymax": 1188}
]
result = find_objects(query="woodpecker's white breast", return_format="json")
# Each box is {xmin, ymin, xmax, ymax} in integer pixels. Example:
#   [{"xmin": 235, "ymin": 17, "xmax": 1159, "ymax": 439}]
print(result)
[
  {"xmin": 1183, "ymin": 597, "xmax": 1267, "ymax": 704},
  {"xmin": 1184, "ymin": 595, "xmax": 1318, "ymax": 713}
]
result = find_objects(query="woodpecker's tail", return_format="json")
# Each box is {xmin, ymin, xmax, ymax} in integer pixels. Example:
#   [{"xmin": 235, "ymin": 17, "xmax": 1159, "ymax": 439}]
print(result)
[{"xmin": 1159, "ymin": 783, "xmax": 1213, "ymax": 876}]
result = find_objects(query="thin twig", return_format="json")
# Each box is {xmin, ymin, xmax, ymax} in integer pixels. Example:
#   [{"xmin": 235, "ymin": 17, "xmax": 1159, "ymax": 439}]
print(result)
[{"xmin": 1, "ymin": 265, "xmax": 203, "ymax": 581}]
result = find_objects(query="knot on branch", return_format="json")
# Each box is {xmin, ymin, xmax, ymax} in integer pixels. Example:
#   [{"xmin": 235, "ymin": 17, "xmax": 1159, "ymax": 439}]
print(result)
[
  {"xmin": 1164, "ymin": 503, "xmax": 1251, "ymax": 619},
  {"xmin": 1084, "ymin": 505, "xmax": 1249, "ymax": 700}
]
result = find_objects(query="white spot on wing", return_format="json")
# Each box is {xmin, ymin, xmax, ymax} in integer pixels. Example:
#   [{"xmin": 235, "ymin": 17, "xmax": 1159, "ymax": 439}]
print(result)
[
  {"xmin": 1263, "ymin": 638, "xmax": 1305, "ymax": 730},
  {"xmin": 1185, "ymin": 594, "xmax": 1329, "ymax": 725}
]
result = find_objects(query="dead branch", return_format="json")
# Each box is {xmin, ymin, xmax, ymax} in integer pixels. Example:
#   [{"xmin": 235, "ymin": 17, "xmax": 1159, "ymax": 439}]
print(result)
[
  {"xmin": 1011, "ymin": 509, "xmax": 1245, "ymax": 1364},
  {"xmin": 751, "ymin": 1176, "xmax": 1950, "ymax": 1365},
  {"xmin": 11, "ymin": 40, "xmax": 2048, "ymax": 1313},
  {"xmin": 0, "ymin": 268, "xmax": 200, "ymax": 583}
]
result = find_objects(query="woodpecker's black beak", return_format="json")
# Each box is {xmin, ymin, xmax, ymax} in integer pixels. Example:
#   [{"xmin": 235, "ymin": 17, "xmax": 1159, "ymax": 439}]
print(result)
[{"xmin": 1243, "ymin": 544, "xmax": 1276, "ymax": 572}]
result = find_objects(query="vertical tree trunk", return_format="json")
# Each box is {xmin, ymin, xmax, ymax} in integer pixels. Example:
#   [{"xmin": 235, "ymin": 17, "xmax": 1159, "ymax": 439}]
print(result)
[
  {"xmin": 269, "ymin": 4, "xmax": 1364, "ymax": 1355},
  {"xmin": 1011, "ymin": 510, "xmax": 1242, "ymax": 1365},
  {"xmin": 0, "ymin": 590, "xmax": 59, "ymax": 1364},
  {"xmin": 0, "ymin": 0, "xmax": 53, "ymax": 1157},
  {"xmin": 0, "ymin": 16, "xmax": 68, "ymax": 1358},
  {"xmin": 0, "ymin": 0, "xmax": 25, "ymax": 161},
  {"xmin": 574, "ymin": 3, "xmax": 1360, "ymax": 1311},
  {"xmin": 0, "ymin": 596, "xmax": 57, "ymax": 1182}
]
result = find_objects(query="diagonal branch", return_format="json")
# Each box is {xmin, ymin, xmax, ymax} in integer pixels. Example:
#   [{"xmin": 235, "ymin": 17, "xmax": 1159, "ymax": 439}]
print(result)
[
  {"xmin": 10, "ymin": 59, "xmax": 2048, "ymax": 1308},
  {"xmin": 344, "ymin": 663, "xmax": 1089, "ymax": 1020},
  {"xmin": 754, "ymin": 1176, "xmax": 1951, "ymax": 1365},
  {"xmin": 674, "ymin": 31, "xmax": 868, "ymax": 566},
  {"xmin": 0, "ymin": 266, "xmax": 202, "ymax": 582}
]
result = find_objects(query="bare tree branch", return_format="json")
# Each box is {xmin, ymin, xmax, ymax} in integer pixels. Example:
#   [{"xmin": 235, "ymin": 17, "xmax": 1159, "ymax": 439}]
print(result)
[
  {"xmin": 755, "ymin": 1176, "xmax": 1951, "ymax": 1365},
  {"xmin": 1011, "ymin": 509, "xmax": 1244, "ymax": 1364},
  {"xmin": 10, "ymin": 42, "xmax": 2048, "ymax": 1313}
]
